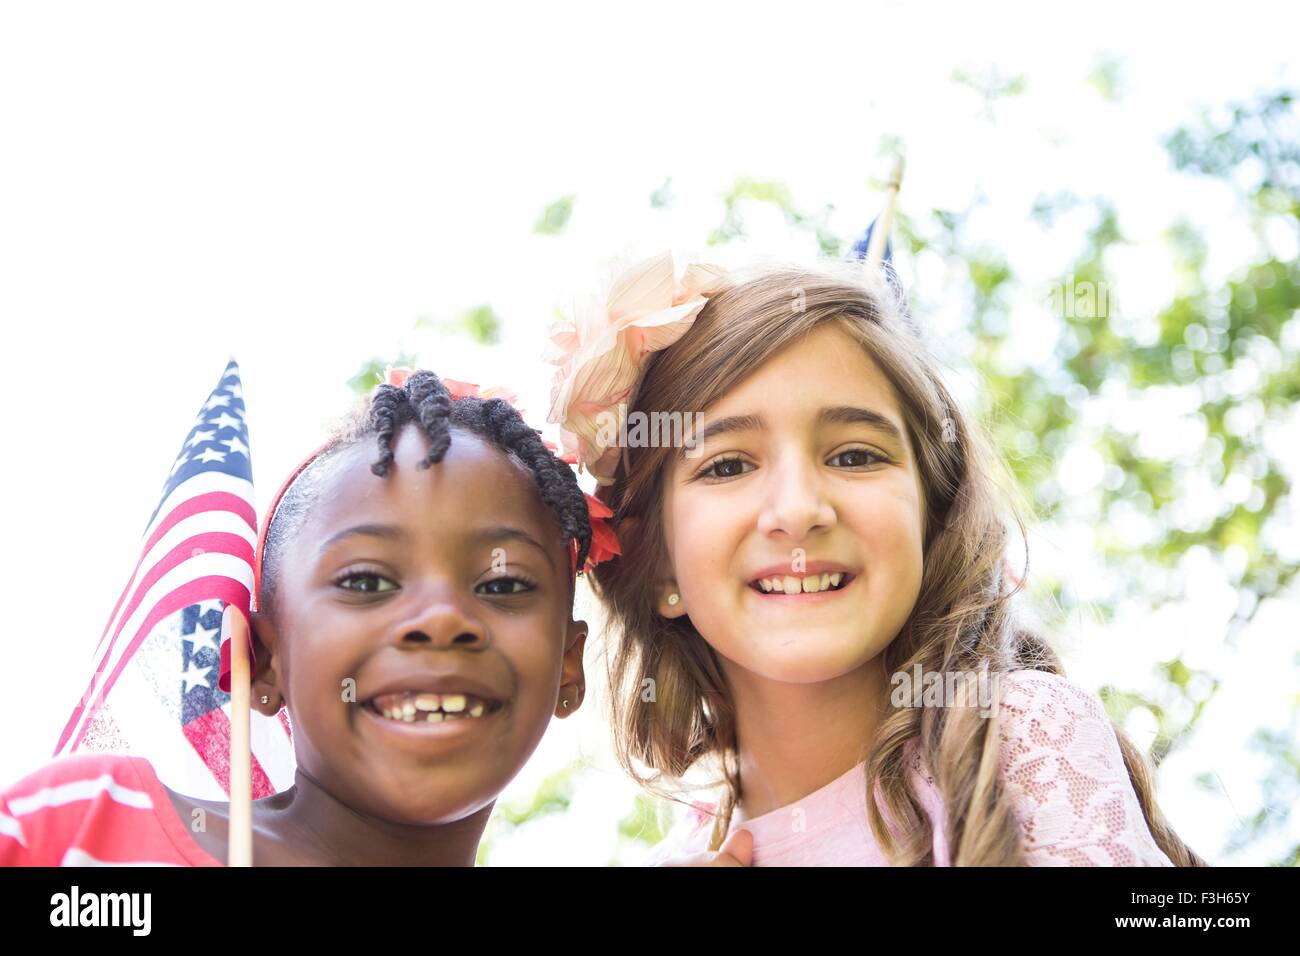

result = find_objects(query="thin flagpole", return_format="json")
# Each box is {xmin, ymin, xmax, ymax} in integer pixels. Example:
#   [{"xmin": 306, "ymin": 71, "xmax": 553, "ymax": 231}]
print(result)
[
  {"xmin": 863, "ymin": 155, "xmax": 905, "ymax": 272},
  {"xmin": 224, "ymin": 604, "xmax": 253, "ymax": 866}
]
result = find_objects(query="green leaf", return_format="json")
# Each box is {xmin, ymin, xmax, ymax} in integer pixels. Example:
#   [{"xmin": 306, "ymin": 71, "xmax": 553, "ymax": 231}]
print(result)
[
  {"xmin": 347, "ymin": 352, "xmax": 418, "ymax": 398},
  {"xmin": 650, "ymin": 177, "xmax": 674, "ymax": 209},
  {"xmin": 447, "ymin": 304, "xmax": 502, "ymax": 346},
  {"xmin": 1086, "ymin": 54, "xmax": 1126, "ymax": 102},
  {"xmin": 534, "ymin": 194, "xmax": 576, "ymax": 235}
]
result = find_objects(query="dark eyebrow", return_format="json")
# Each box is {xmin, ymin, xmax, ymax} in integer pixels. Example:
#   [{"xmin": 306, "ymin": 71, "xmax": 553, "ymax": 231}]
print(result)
[
  {"xmin": 816, "ymin": 405, "xmax": 906, "ymax": 444},
  {"xmin": 319, "ymin": 523, "xmax": 407, "ymax": 554},
  {"xmin": 678, "ymin": 406, "xmax": 906, "ymax": 459},
  {"xmin": 319, "ymin": 523, "xmax": 559, "ymax": 573}
]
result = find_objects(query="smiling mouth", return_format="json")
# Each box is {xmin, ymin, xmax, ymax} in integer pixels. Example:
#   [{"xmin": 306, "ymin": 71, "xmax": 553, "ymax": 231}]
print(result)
[
  {"xmin": 748, "ymin": 572, "xmax": 855, "ymax": 595},
  {"xmin": 362, "ymin": 691, "xmax": 506, "ymax": 724}
]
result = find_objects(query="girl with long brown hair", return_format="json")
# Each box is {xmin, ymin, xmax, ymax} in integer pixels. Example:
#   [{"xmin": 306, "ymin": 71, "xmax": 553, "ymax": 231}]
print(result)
[{"xmin": 546, "ymin": 251, "xmax": 1206, "ymax": 866}]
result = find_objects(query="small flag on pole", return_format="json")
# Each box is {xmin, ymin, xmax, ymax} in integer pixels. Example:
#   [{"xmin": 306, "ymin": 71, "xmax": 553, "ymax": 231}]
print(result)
[
  {"xmin": 848, "ymin": 217, "xmax": 895, "ymax": 268},
  {"xmin": 51, "ymin": 360, "xmax": 295, "ymax": 800},
  {"xmin": 849, "ymin": 155, "xmax": 911, "ymax": 316},
  {"xmin": 848, "ymin": 215, "xmax": 901, "ymax": 299}
]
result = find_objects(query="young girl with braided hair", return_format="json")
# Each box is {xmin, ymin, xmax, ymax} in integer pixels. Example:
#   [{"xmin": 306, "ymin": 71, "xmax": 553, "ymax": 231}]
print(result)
[
  {"xmin": 1, "ymin": 368, "xmax": 616, "ymax": 866},
  {"xmin": 547, "ymin": 251, "xmax": 1205, "ymax": 867}
]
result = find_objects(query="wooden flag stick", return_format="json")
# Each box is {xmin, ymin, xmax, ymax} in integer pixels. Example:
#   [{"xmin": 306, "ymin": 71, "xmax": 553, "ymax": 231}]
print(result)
[
  {"xmin": 864, "ymin": 155, "xmax": 906, "ymax": 272},
  {"xmin": 224, "ymin": 604, "xmax": 253, "ymax": 867}
]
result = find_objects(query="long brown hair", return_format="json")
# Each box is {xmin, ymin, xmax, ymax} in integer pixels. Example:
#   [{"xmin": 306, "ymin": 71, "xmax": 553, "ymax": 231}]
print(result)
[{"xmin": 588, "ymin": 259, "xmax": 1206, "ymax": 866}]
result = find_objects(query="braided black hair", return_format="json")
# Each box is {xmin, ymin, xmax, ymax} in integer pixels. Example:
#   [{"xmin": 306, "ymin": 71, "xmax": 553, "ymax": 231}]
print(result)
[{"xmin": 258, "ymin": 370, "xmax": 592, "ymax": 618}]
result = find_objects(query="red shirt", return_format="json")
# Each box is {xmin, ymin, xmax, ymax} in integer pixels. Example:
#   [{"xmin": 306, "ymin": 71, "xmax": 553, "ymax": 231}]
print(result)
[{"xmin": 0, "ymin": 753, "xmax": 224, "ymax": 866}]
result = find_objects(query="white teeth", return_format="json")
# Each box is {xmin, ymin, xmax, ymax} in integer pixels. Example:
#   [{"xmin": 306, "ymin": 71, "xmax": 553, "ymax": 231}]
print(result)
[
  {"xmin": 754, "ymin": 572, "xmax": 848, "ymax": 594},
  {"xmin": 379, "ymin": 706, "xmax": 482, "ymax": 723},
  {"xmin": 371, "ymin": 690, "xmax": 495, "ymax": 723}
]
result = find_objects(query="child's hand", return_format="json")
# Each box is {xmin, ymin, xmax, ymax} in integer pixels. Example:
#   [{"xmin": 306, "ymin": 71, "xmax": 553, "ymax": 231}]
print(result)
[{"xmin": 653, "ymin": 827, "xmax": 753, "ymax": 866}]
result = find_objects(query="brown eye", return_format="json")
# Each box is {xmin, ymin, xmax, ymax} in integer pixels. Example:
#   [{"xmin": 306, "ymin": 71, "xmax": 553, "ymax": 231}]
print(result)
[
  {"xmin": 477, "ymin": 577, "xmax": 535, "ymax": 596},
  {"xmin": 694, "ymin": 456, "xmax": 753, "ymax": 481},
  {"xmin": 337, "ymin": 572, "xmax": 397, "ymax": 593},
  {"xmin": 829, "ymin": 448, "xmax": 886, "ymax": 468}
]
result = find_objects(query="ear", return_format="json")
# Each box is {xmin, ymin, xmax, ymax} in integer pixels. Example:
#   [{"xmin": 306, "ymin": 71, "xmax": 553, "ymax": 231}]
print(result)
[
  {"xmin": 616, "ymin": 514, "xmax": 686, "ymax": 620},
  {"xmin": 656, "ymin": 582, "xmax": 688, "ymax": 619},
  {"xmin": 248, "ymin": 609, "xmax": 285, "ymax": 715},
  {"xmin": 555, "ymin": 618, "xmax": 588, "ymax": 719}
]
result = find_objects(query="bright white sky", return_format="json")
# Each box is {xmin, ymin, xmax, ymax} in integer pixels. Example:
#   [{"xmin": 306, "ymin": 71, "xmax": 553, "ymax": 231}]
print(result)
[{"xmin": 1, "ymin": 1, "xmax": 1297, "ymax": 864}]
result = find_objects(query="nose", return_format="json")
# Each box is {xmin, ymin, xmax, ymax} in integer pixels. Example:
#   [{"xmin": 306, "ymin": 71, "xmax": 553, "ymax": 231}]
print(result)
[
  {"xmin": 390, "ymin": 585, "xmax": 490, "ymax": 651},
  {"xmin": 756, "ymin": 451, "xmax": 837, "ymax": 542}
]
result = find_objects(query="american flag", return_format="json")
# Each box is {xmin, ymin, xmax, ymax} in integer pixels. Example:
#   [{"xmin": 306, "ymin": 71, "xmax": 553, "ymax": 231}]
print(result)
[
  {"xmin": 51, "ymin": 360, "xmax": 296, "ymax": 799},
  {"xmin": 848, "ymin": 214, "xmax": 902, "ymax": 288},
  {"xmin": 849, "ymin": 213, "xmax": 913, "ymax": 325},
  {"xmin": 848, "ymin": 214, "xmax": 894, "ymax": 265}
]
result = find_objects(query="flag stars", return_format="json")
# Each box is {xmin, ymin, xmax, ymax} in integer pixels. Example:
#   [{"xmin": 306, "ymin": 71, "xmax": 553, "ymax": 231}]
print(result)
[
  {"xmin": 225, "ymin": 382, "xmax": 243, "ymax": 399},
  {"xmin": 180, "ymin": 660, "xmax": 214, "ymax": 696},
  {"xmin": 208, "ymin": 411, "xmax": 243, "ymax": 432},
  {"xmin": 194, "ymin": 448, "xmax": 227, "ymax": 464},
  {"xmin": 189, "ymin": 618, "xmax": 222, "ymax": 651},
  {"xmin": 191, "ymin": 635, "xmax": 220, "ymax": 656},
  {"xmin": 170, "ymin": 454, "xmax": 191, "ymax": 477},
  {"xmin": 186, "ymin": 429, "xmax": 216, "ymax": 449},
  {"xmin": 221, "ymin": 435, "xmax": 249, "ymax": 457},
  {"xmin": 203, "ymin": 393, "xmax": 231, "ymax": 412}
]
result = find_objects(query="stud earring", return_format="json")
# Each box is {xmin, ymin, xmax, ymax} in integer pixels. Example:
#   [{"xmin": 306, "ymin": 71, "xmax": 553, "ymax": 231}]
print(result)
[
  {"xmin": 260, "ymin": 695, "xmax": 269, "ymax": 705},
  {"xmin": 667, "ymin": 592, "xmax": 680, "ymax": 606}
]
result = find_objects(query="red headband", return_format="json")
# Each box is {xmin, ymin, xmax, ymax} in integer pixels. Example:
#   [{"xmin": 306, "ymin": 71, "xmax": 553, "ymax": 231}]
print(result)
[{"xmin": 218, "ymin": 369, "xmax": 620, "ymax": 693}]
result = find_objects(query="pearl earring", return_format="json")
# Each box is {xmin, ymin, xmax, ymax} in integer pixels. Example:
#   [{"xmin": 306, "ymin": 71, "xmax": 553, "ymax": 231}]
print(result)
[{"xmin": 667, "ymin": 592, "xmax": 680, "ymax": 606}]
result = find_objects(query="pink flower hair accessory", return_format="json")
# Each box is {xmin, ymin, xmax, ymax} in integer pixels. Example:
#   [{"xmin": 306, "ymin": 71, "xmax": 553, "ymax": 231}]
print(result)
[{"xmin": 543, "ymin": 251, "xmax": 729, "ymax": 486}]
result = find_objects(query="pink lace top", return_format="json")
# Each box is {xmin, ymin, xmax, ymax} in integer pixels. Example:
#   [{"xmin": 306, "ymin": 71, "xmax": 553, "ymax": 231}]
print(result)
[{"xmin": 640, "ymin": 669, "xmax": 1174, "ymax": 866}]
